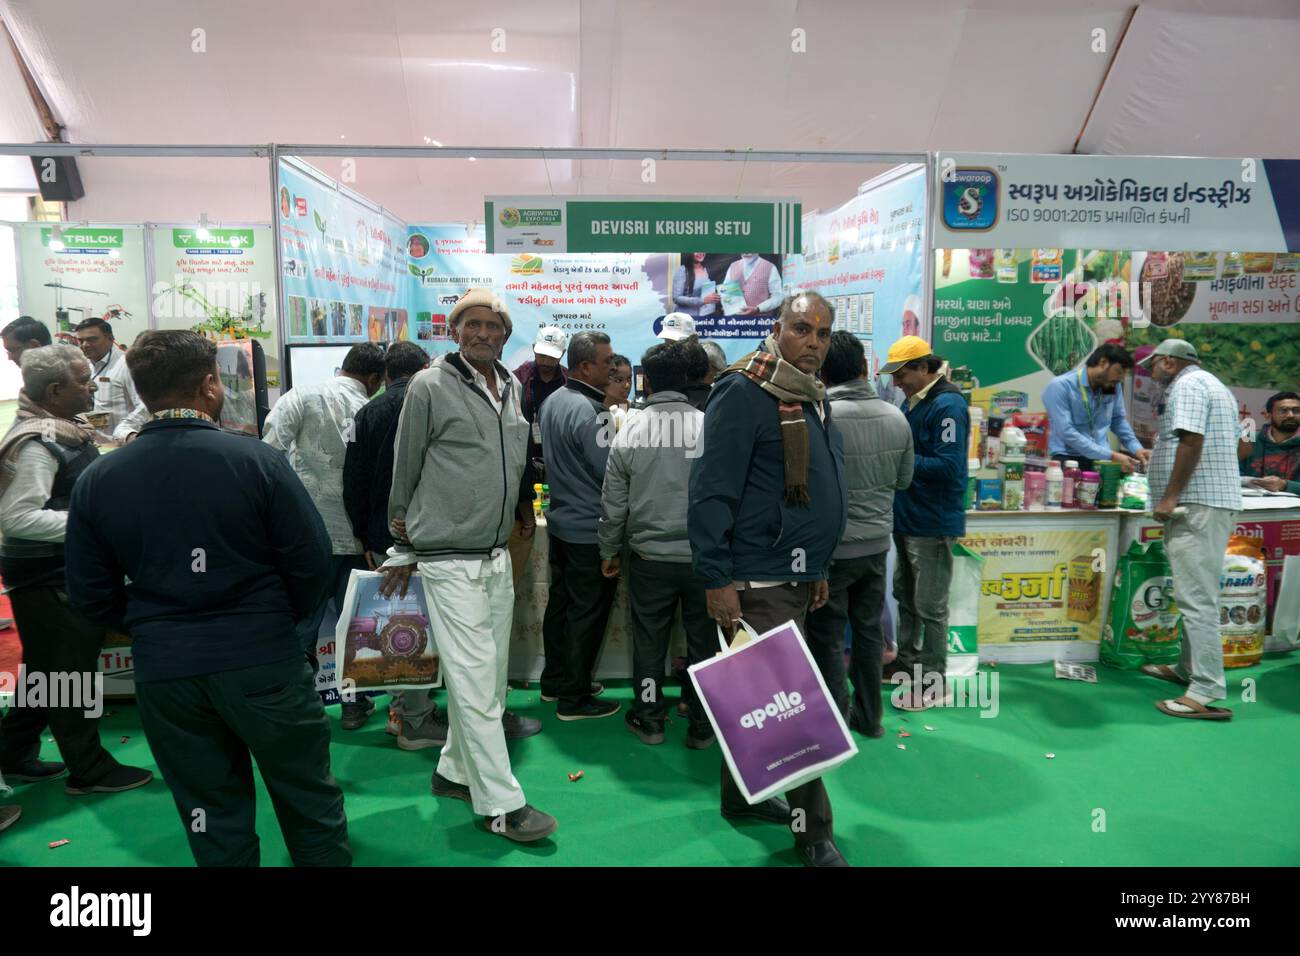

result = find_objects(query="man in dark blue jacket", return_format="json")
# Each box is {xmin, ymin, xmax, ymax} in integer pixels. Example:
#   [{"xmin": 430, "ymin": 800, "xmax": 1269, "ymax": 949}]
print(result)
[
  {"xmin": 65, "ymin": 330, "xmax": 351, "ymax": 867},
  {"xmin": 688, "ymin": 292, "xmax": 849, "ymax": 868},
  {"xmin": 879, "ymin": 336, "xmax": 969, "ymax": 710}
]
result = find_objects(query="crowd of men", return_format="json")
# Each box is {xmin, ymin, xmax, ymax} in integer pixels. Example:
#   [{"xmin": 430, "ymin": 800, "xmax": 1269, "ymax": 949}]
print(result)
[{"xmin": 0, "ymin": 295, "xmax": 1294, "ymax": 860}]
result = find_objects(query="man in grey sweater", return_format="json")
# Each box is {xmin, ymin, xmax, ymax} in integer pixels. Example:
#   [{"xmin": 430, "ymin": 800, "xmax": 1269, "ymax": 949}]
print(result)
[
  {"xmin": 806, "ymin": 332, "xmax": 913, "ymax": 737},
  {"xmin": 598, "ymin": 337, "xmax": 715, "ymax": 748},
  {"xmin": 379, "ymin": 289, "xmax": 555, "ymax": 843},
  {"xmin": 538, "ymin": 331, "xmax": 621, "ymax": 721}
]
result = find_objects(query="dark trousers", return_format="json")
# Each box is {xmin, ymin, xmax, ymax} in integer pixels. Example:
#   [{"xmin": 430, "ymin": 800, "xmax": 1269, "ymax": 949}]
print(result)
[
  {"xmin": 540, "ymin": 535, "xmax": 618, "ymax": 709},
  {"xmin": 627, "ymin": 553, "xmax": 714, "ymax": 733},
  {"xmin": 805, "ymin": 551, "xmax": 888, "ymax": 731},
  {"xmin": 134, "ymin": 655, "xmax": 351, "ymax": 867},
  {"xmin": 0, "ymin": 585, "xmax": 119, "ymax": 784},
  {"xmin": 721, "ymin": 582, "xmax": 833, "ymax": 848},
  {"xmin": 893, "ymin": 535, "xmax": 954, "ymax": 679}
]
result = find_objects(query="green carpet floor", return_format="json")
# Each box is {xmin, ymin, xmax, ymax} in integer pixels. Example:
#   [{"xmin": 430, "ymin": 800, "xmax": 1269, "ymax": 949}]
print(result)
[{"xmin": 3, "ymin": 656, "xmax": 1299, "ymax": 867}]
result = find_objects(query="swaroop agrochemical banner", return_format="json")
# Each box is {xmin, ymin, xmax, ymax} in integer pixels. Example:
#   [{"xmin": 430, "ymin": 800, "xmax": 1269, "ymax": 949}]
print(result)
[
  {"xmin": 784, "ymin": 168, "xmax": 925, "ymax": 387},
  {"xmin": 14, "ymin": 223, "xmax": 149, "ymax": 346},
  {"xmin": 277, "ymin": 159, "xmax": 408, "ymax": 345},
  {"xmin": 485, "ymin": 196, "xmax": 801, "ymax": 255},
  {"xmin": 934, "ymin": 153, "xmax": 1300, "ymax": 253},
  {"xmin": 150, "ymin": 225, "xmax": 281, "ymax": 388}
]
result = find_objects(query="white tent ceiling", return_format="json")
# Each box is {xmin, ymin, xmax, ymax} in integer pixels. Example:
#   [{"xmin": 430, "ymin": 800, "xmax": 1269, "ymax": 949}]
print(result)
[{"xmin": 0, "ymin": 0, "xmax": 1294, "ymax": 223}]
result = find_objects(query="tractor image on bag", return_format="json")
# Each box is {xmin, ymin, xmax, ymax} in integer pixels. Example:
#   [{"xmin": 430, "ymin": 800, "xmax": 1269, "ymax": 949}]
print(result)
[{"xmin": 344, "ymin": 601, "xmax": 430, "ymax": 668}]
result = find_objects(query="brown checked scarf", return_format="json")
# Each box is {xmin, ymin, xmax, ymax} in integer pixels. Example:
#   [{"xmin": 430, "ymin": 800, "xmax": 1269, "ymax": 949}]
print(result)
[
  {"xmin": 724, "ymin": 334, "xmax": 826, "ymax": 507},
  {"xmin": 0, "ymin": 392, "xmax": 98, "ymax": 498}
]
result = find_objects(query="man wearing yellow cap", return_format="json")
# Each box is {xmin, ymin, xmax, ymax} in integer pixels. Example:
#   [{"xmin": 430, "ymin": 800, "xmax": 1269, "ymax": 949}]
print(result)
[{"xmin": 879, "ymin": 336, "xmax": 969, "ymax": 710}]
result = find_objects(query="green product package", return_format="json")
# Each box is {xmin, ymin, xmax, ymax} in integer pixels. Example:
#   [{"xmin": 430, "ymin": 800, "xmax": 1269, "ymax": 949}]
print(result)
[
  {"xmin": 1100, "ymin": 540, "xmax": 1184, "ymax": 669},
  {"xmin": 946, "ymin": 542, "xmax": 984, "ymax": 677}
]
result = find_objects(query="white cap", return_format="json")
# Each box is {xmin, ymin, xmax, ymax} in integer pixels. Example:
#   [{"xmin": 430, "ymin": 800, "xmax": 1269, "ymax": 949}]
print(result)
[
  {"xmin": 534, "ymin": 326, "xmax": 568, "ymax": 359},
  {"xmin": 658, "ymin": 312, "xmax": 696, "ymax": 341}
]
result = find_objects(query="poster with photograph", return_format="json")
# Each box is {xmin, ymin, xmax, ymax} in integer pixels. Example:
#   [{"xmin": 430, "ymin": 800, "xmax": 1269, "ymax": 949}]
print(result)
[{"xmin": 333, "ymin": 570, "xmax": 442, "ymax": 693}]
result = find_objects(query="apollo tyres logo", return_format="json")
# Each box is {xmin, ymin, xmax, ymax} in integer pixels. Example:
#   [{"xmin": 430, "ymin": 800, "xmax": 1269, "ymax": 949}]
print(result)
[
  {"xmin": 739, "ymin": 690, "xmax": 805, "ymax": 729},
  {"xmin": 942, "ymin": 167, "xmax": 999, "ymax": 232}
]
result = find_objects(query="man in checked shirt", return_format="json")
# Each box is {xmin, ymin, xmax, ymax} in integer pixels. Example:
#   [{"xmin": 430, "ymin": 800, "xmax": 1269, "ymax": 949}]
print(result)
[{"xmin": 1139, "ymin": 339, "xmax": 1242, "ymax": 721}]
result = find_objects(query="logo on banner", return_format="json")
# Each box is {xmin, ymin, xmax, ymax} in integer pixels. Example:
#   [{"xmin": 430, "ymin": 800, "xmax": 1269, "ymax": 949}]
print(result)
[
  {"xmin": 942, "ymin": 167, "xmax": 999, "ymax": 231},
  {"xmin": 739, "ymin": 690, "xmax": 805, "ymax": 729},
  {"xmin": 510, "ymin": 254, "xmax": 544, "ymax": 275},
  {"xmin": 295, "ymin": 198, "xmax": 308, "ymax": 216}
]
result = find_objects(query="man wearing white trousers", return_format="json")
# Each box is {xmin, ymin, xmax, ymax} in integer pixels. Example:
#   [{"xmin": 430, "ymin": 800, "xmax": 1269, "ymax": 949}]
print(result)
[
  {"xmin": 379, "ymin": 289, "xmax": 555, "ymax": 842},
  {"xmin": 1141, "ymin": 339, "xmax": 1242, "ymax": 721}
]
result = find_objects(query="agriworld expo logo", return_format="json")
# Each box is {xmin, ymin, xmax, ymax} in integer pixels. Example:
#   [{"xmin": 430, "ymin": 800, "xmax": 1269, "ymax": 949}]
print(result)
[{"xmin": 942, "ymin": 167, "xmax": 999, "ymax": 231}]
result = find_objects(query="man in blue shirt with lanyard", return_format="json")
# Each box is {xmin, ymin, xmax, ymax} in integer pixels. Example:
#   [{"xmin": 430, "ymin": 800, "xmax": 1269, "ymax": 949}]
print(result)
[{"xmin": 1042, "ymin": 343, "xmax": 1150, "ymax": 473}]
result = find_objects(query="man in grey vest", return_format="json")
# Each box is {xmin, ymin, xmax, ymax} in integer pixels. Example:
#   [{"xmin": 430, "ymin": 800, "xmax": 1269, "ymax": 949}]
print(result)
[{"xmin": 0, "ymin": 344, "xmax": 152, "ymax": 796}]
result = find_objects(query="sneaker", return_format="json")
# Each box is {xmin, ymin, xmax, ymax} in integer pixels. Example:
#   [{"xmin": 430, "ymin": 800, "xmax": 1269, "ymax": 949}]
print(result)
[
  {"xmin": 0, "ymin": 805, "xmax": 20, "ymax": 833},
  {"xmin": 556, "ymin": 698, "xmax": 620, "ymax": 721},
  {"xmin": 540, "ymin": 682, "xmax": 604, "ymax": 703},
  {"xmin": 66, "ymin": 765, "xmax": 153, "ymax": 796},
  {"xmin": 398, "ymin": 712, "xmax": 450, "ymax": 751},
  {"xmin": 483, "ymin": 805, "xmax": 558, "ymax": 843},
  {"xmin": 624, "ymin": 710, "xmax": 665, "ymax": 745},
  {"xmin": 721, "ymin": 796, "xmax": 791, "ymax": 825},
  {"xmin": 502, "ymin": 711, "xmax": 542, "ymax": 740},
  {"xmin": 340, "ymin": 697, "xmax": 376, "ymax": 730},
  {"xmin": 430, "ymin": 771, "xmax": 472, "ymax": 802},
  {"xmin": 2, "ymin": 759, "xmax": 67, "ymax": 783},
  {"xmin": 685, "ymin": 726, "xmax": 716, "ymax": 750}
]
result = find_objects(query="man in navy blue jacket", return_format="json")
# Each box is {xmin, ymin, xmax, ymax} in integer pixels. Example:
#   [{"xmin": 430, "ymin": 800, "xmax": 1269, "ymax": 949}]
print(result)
[
  {"xmin": 688, "ymin": 292, "xmax": 849, "ymax": 868},
  {"xmin": 65, "ymin": 330, "xmax": 351, "ymax": 867},
  {"xmin": 879, "ymin": 336, "xmax": 969, "ymax": 710}
]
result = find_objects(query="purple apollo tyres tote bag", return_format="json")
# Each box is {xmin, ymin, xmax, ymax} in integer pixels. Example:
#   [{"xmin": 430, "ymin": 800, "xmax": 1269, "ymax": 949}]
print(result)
[{"xmin": 688, "ymin": 618, "xmax": 858, "ymax": 805}]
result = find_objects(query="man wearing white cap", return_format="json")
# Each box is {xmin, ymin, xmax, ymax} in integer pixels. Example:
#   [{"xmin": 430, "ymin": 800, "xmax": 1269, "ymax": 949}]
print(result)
[
  {"xmin": 510, "ymin": 326, "xmax": 569, "ymax": 586},
  {"xmin": 1139, "ymin": 338, "xmax": 1241, "ymax": 721},
  {"xmin": 658, "ymin": 312, "xmax": 697, "ymax": 342}
]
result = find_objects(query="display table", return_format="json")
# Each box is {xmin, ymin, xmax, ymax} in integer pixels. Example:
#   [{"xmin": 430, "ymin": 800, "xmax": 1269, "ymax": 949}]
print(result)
[{"xmin": 509, "ymin": 519, "xmax": 688, "ymax": 681}]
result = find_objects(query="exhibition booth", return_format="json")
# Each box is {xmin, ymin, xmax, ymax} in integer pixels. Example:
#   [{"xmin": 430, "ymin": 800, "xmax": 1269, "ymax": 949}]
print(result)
[{"xmin": 4, "ymin": 145, "xmax": 1299, "ymax": 696}]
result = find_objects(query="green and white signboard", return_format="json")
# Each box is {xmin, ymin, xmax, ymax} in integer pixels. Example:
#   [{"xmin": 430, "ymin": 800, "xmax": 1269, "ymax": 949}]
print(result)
[{"xmin": 485, "ymin": 196, "xmax": 801, "ymax": 254}]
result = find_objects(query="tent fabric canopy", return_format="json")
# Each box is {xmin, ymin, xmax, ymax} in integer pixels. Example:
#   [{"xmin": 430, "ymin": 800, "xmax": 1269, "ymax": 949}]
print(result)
[{"xmin": 0, "ymin": 0, "xmax": 1294, "ymax": 221}]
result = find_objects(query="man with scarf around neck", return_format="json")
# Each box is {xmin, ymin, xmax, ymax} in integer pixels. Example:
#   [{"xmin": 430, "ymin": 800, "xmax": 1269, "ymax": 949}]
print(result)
[
  {"xmin": 879, "ymin": 336, "xmax": 970, "ymax": 711},
  {"xmin": 0, "ymin": 345, "xmax": 152, "ymax": 796},
  {"xmin": 65, "ymin": 331, "xmax": 350, "ymax": 865},
  {"xmin": 688, "ymin": 292, "xmax": 850, "ymax": 868}
]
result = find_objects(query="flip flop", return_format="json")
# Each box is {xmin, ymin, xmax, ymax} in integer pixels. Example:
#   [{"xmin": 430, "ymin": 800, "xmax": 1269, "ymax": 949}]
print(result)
[
  {"xmin": 1155, "ymin": 696, "xmax": 1232, "ymax": 721},
  {"xmin": 1141, "ymin": 664, "xmax": 1186, "ymax": 686}
]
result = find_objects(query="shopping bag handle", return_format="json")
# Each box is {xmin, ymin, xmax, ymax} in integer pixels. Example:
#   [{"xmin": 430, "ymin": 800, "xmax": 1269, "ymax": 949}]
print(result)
[{"xmin": 716, "ymin": 618, "xmax": 761, "ymax": 653}]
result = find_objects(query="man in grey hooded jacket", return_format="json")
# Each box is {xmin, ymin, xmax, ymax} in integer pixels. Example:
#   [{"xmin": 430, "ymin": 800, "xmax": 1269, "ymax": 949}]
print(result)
[
  {"xmin": 379, "ymin": 289, "xmax": 555, "ymax": 844},
  {"xmin": 806, "ymin": 332, "xmax": 913, "ymax": 737},
  {"xmin": 598, "ymin": 337, "xmax": 715, "ymax": 749}
]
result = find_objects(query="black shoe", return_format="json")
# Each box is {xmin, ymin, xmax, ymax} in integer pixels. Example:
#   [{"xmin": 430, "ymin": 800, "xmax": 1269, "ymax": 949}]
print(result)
[
  {"xmin": 430, "ymin": 772, "xmax": 472, "ymax": 802},
  {"xmin": 882, "ymin": 661, "xmax": 915, "ymax": 682},
  {"xmin": 685, "ymin": 726, "xmax": 716, "ymax": 750},
  {"xmin": 849, "ymin": 717, "xmax": 885, "ymax": 739},
  {"xmin": 798, "ymin": 839, "xmax": 850, "ymax": 867},
  {"xmin": 624, "ymin": 710, "xmax": 665, "ymax": 745},
  {"xmin": 483, "ymin": 805, "xmax": 558, "ymax": 842},
  {"xmin": 65, "ymin": 765, "xmax": 153, "ymax": 796},
  {"xmin": 2, "ymin": 759, "xmax": 67, "ymax": 783},
  {"xmin": 502, "ymin": 710, "xmax": 542, "ymax": 740},
  {"xmin": 340, "ymin": 697, "xmax": 376, "ymax": 730},
  {"xmin": 540, "ymin": 682, "xmax": 604, "ymax": 703},
  {"xmin": 721, "ymin": 796, "xmax": 791, "ymax": 826},
  {"xmin": 556, "ymin": 698, "xmax": 620, "ymax": 721},
  {"xmin": 0, "ymin": 805, "xmax": 20, "ymax": 833},
  {"xmin": 398, "ymin": 712, "xmax": 449, "ymax": 751}
]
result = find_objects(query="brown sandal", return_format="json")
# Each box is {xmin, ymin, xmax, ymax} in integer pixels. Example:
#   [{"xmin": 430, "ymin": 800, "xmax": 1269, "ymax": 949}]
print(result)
[
  {"xmin": 1155, "ymin": 696, "xmax": 1232, "ymax": 721},
  {"xmin": 1141, "ymin": 664, "xmax": 1185, "ymax": 686}
]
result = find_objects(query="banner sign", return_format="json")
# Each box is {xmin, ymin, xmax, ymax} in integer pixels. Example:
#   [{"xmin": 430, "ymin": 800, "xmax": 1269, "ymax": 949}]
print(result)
[
  {"xmin": 934, "ymin": 153, "xmax": 1300, "ymax": 253},
  {"xmin": 485, "ymin": 196, "xmax": 801, "ymax": 255},
  {"xmin": 151, "ymin": 225, "xmax": 280, "ymax": 388},
  {"xmin": 278, "ymin": 159, "xmax": 408, "ymax": 345},
  {"xmin": 15, "ymin": 222, "xmax": 149, "ymax": 346},
  {"xmin": 785, "ymin": 168, "xmax": 925, "ymax": 394}
]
